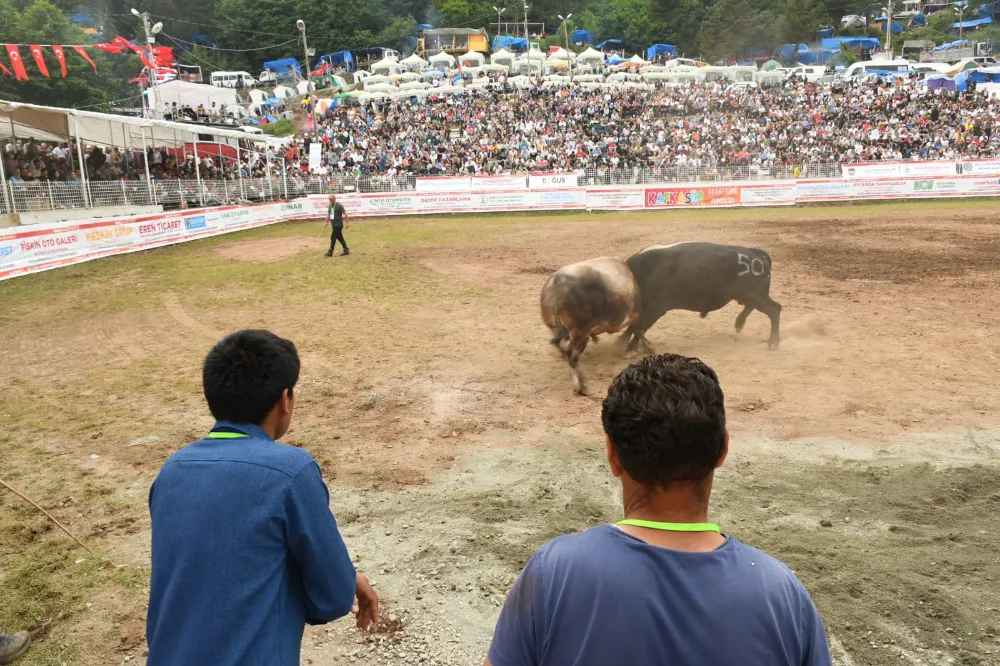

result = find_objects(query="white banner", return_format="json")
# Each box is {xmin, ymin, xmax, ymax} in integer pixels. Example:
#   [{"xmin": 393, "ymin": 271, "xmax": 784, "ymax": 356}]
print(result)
[
  {"xmin": 308, "ymin": 143, "xmax": 322, "ymax": 173},
  {"xmin": 898, "ymin": 161, "xmax": 957, "ymax": 177},
  {"xmin": 529, "ymin": 172, "xmax": 582, "ymax": 189},
  {"xmin": 7, "ymin": 173, "xmax": 1000, "ymax": 282},
  {"xmin": 415, "ymin": 176, "xmax": 471, "ymax": 193},
  {"xmin": 471, "ymin": 175, "xmax": 527, "ymax": 191},
  {"xmin": 957, "ymin": 159, "xmax": 1000, "ymax": 175},
  {"xmin": 842, "ymin": 160, "xmax": 964, "ymax": 180},
  {"xmin": 842, "ymin": 163, "xmax": 902, "ymax": 179},
  {"xmin": 586, "ymin": 187, "xmax": 646, "ymax": 210}
]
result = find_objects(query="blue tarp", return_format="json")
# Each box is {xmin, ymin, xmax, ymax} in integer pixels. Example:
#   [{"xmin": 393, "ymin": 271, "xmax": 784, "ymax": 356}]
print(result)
[
  {"xmin": 646, "ymin": 43, "xmax": 678, "ymax": 60},
  {"xmin": 319, "ymin": 50, "xmax": 355, "ymax": 72},
  {"xmin": 572, "ymin": 30, "xmax": 594, "ymax": 44},
  {"xmin": 264, "ymin": 115, "xmax": 277, "ymax": 123},
  {"xmin": 69, "ymin": 13, "xmax": 92, "ymax": 23},
  {"xmin": 262, "ymin": 58, "xmax": 301, "ymax": 76},
  {"xmin": 978, "ymin": 2, "xmax": 996, "ymax": 18},
  {"xmin": 492, "ymin": 35, "xmax": 528, "ymax": 51},
  {"xmin": 417, "ymin": 23, "xmax": 434, "ymax": 31},
  {"xmin": 873, "ymin": 19, "xmax": 905, "ymax": 34},
  {"xmin": 910, "ymin": 13, "xmax": 927, "ymax": 27},
  {"xmin": 262, "ymin": 97, "xmax": 282, "ymax": 107},
  {"xmin": 596, "ymin": 39, "xmax": 622, "ymax": 50},
  {"xmin": 798, "ymin": 48, "xmax": 837, "ymax": 64},
  {"xmin": 822, "ymin": 36, "xmax": 881, "ymax": 50},
  {"xmin": 779, "ymin": 43, "xmax": 809, "ymax": 60},
  {"xmin": 606, "ymin": 55, "xmax": 626, "ymax": 65},
  {"xmin": 817, "ymin": 28, "xmax": 834, "ymax": 38},
  {"xmin": 953, "ymin": 16, "xmax": 994, "ymax": 28},
  {"xmin": 192, "ymin": 34, "xmax": 217, "ymax": 47},
  {"xmin": 934, "ymin": 39, "xmax": 970, "ymax": 50}
]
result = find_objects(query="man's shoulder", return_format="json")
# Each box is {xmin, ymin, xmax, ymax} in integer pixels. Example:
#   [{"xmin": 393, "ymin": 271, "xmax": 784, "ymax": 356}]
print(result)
[{"xmin": 165, "ymin": 437, "xmax": 318, "ymax": 479}]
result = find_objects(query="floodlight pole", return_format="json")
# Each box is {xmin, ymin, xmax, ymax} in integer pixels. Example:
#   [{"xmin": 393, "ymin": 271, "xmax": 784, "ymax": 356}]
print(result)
[
  {"xmin": 559, "ymin": 14, "xmax": 573, "ymax": 84},
  {"xmin": 297, "ymin": 19, "xmax": 318, "ymax": 141},
  {"xmin": 885, "ymin": 0, "xmax": 893, "ymax": 55},
  {"xmin": 523, "ymin": 0, "xmax": 529, "ymax": 43},
  {"xmin": 133, "ymin": 9, "xmax": 161, "ymax": 119},
  {"xmin": 493, "ymin": 6, "xmax": 505, "ymax": 35}
]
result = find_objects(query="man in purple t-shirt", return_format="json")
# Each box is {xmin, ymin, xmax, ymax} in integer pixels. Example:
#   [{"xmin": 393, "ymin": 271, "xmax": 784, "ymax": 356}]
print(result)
[{"xmin": 485, "ymin": 354, "xmax": 832, "ymax": 666}]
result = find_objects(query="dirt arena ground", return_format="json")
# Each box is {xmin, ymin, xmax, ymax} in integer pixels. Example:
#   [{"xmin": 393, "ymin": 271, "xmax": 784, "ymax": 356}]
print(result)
[{"xmin": 1, "ymin": 200, "xmax": 999, "ymax": 666}]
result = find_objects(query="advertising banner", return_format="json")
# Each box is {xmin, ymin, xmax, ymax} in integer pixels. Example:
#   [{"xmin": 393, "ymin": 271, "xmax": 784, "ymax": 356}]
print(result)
[
  {"xmin": 529, "ymin": 172, "xmax": 582, "ymax": 189},
  {"xmin": 841, "ymin": 163, "xmax": 901, "ymax": 180},
  {"xmin": 738, "ymin": 183, "xmax": 797, "ymax": 206},
  {"xmin": 898, "ymin": 161, "xmax": 958, "ymax": 178},
  {"xmin": 471, "ymin": 175, "xmax": 527, "ymax": 191},
  {"xmin": 415, "ymin": 176, "xmax": 471, "ymax": 193},
  {"xmin": 585, "ymin": 187, "xmax": 646, "ymax": 210},
  {"xmin": 644, "ymin": 185, "xmax": 741, "ymax": 208},
  {"xmin": 957, "ymin": 159, "xmax": 1000, "ymax": 176}
]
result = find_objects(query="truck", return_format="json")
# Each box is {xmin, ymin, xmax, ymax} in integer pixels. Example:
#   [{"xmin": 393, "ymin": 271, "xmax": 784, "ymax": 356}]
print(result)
[{"xmin": 919, "ymin": 41, "xmax": 992, "ymax": 63}]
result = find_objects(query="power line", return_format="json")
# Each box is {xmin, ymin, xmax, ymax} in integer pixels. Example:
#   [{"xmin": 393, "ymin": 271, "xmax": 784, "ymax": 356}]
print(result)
[
  {"xmin": 145, "ymin": 13, "xmax": 295, "ymax": 38},
  {"xmin": 162, "ymin": 32, "xmax": 299, "ymax": 52}
]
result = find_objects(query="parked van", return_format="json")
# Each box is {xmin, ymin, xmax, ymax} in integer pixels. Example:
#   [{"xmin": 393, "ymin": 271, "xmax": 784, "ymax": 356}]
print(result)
[
  {"xmin": 210, "ymin": 71, "xmax": 257, "ymax": 88},
  {"xmin": 843, "ymin": 59, "xmax": 910, "ymax": 79},
  {"xmin": 786, "ymin": 65, "xmax": 826, "ymax": 82}
]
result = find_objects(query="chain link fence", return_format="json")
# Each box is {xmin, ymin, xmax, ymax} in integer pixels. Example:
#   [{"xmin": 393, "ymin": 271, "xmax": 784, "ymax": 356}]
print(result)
[{"xmin": 0, "ymin": 163, "xmax": 848, "ymax": 215}]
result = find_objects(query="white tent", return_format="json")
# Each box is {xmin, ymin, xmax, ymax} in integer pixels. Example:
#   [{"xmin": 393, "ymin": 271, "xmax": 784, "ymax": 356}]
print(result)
[
  {"xmin": 272, "ymin": 85, "xmax": 295, "ymax": 99},
  {"xmin": 400, "ymin": 53, "xmax": 428, "ymax": 71},
  {"xmin": 483, "ymin": 63, "xmax": 510, "ymax": 74},
  {"xmin": 433, "ymin": 85, "xmax": 463, "ymax": 95},
  {"xmin": 365, "ymin": 83, "xmax": 396, "ymax": 93},
  {"xmin": 364, "ymin": 74, "xmax": 393, "ymax": 87},
  {"xmin": 428, "ymin": 51, "xmax": 456, "ymax": 66},
  {"xmin": 459, "ymin": 50, "xmax": 485, "ymax": 67},
  {"xmin": 371, "ymin": 56, "xmax": 401, "ymax": 74},
  {"xmin": 399, "ymin": 80, "xmax": 430, "ymax": 90},
  {"xmin": 578, "ymin": 47, "xmax": 604, "ymax": 64},
  {"xmin": 421, "ymin": 69, "xmax": 446, "ymax": 80},
  {"xmin": 226, "ymin": 105, "xmax": 249, "ymax": 118},
  {"xmin": 548, "ymin": 47, "xmax": 572, "ymax": 61},
  {"xmin": 295, "ymin": 80, "xmax": 316, "ymax": 95},
  {"xmin": 248, "ymin": 89, "xmax": 269, "ymax": 104},
  {"xmin": 397, "ymin": 72, "xmax": 421, "ymax": 82},
  {"xmin": 629, "ymin": 54, "xmax": 648, "ymax": 65},
  {"xmin": 491, "ymin": 49, "xmax": 515, "ymax": 68}
]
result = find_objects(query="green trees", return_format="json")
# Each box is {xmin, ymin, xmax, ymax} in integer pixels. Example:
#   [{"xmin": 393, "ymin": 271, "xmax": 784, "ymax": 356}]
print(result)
[{"xmin": 0, "ymin": 0, "xmax": 134, "ymax": 108}]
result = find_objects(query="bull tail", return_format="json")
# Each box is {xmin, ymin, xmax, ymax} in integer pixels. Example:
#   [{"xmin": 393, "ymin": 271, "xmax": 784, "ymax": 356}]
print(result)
[{"xmin": 551, "ymin": 314, "xmax": 568, "ymax": 347}]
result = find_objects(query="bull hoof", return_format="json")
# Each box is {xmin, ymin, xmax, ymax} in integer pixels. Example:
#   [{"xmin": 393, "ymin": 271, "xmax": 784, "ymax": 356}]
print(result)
[
  {"xmin": 735, "ymin": 324, "xmax": 744, "ymax": 334},
  {"xmin": 591, "ymin": 335, "xmax": 600, "ymax": 343},
  {"xmin": 574, "ymin": 385, "xmax": 590, "ymax": 396},
  {"xmin": 767, "ymin": 339, "xmax": 780, "ymax": 351}
]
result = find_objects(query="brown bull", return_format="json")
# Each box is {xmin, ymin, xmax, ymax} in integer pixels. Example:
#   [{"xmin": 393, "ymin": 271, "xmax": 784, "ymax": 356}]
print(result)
[{"xmin": 540, "ymin": 257, "xmax": 645, "ymax": 395}]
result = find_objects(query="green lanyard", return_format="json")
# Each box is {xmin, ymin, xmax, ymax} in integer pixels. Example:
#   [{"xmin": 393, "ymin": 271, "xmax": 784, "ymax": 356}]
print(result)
[
  {"xmin": 617, "ymin": 519, "xmax": 721, "ymax": 533},
  {"xmin": 206, "ymin": 431, "xmax": 249, "ymax": 439}
]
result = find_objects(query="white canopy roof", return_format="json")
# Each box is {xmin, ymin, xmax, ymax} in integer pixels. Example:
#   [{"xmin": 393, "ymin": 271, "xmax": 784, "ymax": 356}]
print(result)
[
  {"xmin": 400, "ymin": 53, "xmax": 428, "ymax": 68},
  {"xmin": 0, "ymin": 100, "xmax": 268, "ymax": 149},
  {"xmin": 428, "ymin": 51, "xmax": 456, "ymax": 65},
  {"xmin": 548, "ymin": 47, "xmax": 572, "ymax": 61},
  {"xmin": 371, "ymin": 56, "xmax": 401, "ymax": 73},
  {"xmin": 491, "ymin": 49, "xmax": 515, "ymax": 65},
  {"xmin": 578, "ymin": 47, "xmax": 604, "ymax": 63},
  {"xmin": 460, "ymin": 50, "xmax": 485, "ymax": 65},
  {"xmin": 483, "ymin": 63, "xmax": 510, "ymax": 73},
  {"xmin": 629, "ymin": 54, "xmax": 648, "ymax": 65},
  {"xmin": 272, "ymin": 85, "xmax": 295, "ymax": 98},
  {"xmin": 145, "ymin": 80, "xmax": 239, "ymax": 116}
]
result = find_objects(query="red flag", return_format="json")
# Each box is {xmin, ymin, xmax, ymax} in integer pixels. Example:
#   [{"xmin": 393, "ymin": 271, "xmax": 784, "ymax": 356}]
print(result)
[
  {"xmin": 0, "ymin": 62, "xmax": 11, "ymax": 77},
  {"xmin": 135, "ymin": 48, "xmax": 155, "ymax": 70},
  {"xmin": 51, "ymin": 44, "xmax": 67, "ymax": 77},
  {"xmin": 73, "ymin": 45, "xmax": 97, "ymax": 72},
  {"xmin": 113, "ymin": 36, "xmax": 133, "ymax": 51},
  {"xmin": 5, "ymin": 45, "xmax": 28, "ymax": 81},
  {"xmin": 29, "ymin": 44, "xmax": 49, "ymax": 77}
]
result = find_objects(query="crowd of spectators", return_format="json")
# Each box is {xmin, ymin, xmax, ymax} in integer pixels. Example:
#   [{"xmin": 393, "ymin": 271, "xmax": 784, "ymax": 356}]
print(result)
[
  {"xmin": 289, "ymin": 76, "xmax": 1000, "ymax": 179},
  {"xmin": 5, "ymin": 75, "xmax": 1000, "ymax": 194}
]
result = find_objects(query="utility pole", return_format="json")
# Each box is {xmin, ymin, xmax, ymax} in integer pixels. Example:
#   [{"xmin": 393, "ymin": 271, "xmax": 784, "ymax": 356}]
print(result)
[
  {"xmin": 296, "ymin": 19, "xmax": 317, "ymax": 140},
  {"xmin": 957, "ymin": 2, "xmax": 968, "ymax": 40},
  {"xmin": 493, "ymin": 6, "xmax": 505, "ymax": 36},
  {"xmin": 885, "ymin": 0, "xmax": 893, "ymax": 55},
  {"xmin": 131, "ymin": 8, "xmax": 162, "ymax": 119},
  {"xmin": 558, "ymin": 13, "xmax": 573, "ymax": 83},
  {"xmin": 523, "ymin": 0, "xmax": 529, "ymax": 44}
]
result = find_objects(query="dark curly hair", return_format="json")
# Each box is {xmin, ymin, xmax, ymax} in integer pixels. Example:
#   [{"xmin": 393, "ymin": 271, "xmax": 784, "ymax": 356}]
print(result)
[{"xmin": 602, "ymin": 354, "xmax": 727, "ymax": 488}]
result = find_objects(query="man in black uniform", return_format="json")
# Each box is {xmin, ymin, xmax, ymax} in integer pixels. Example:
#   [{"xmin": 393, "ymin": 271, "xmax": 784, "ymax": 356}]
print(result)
[{"xmin": 323, "ymin": 194, "xmax": 349, "ymax": 257}]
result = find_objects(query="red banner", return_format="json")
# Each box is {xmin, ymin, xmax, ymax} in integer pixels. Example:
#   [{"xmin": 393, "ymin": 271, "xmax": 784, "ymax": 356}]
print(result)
[
  {"xmin": 28, "ymin": 44, "xmax": 49, "ymax": 77},
  {"xmin": 644, "ymin": 186, "xmax": 741, "ymax": 208},
  {"xmin": 51, "ymin": 44, "xmax": 67, "ymax": 77},
  {"xmin": 134, "ymin": 48, "xmax": 155, "ymax": 71},
  {"xmin": 0, "ymin": 62, "xmax": 11, "ymax": 77},
  {"xmin": 5, "ymin": 44, "xmax": 28, "ymax": 81},
  {"xmin": 73, "ymin": 45, "xmax": 97, "ymax": 72}
]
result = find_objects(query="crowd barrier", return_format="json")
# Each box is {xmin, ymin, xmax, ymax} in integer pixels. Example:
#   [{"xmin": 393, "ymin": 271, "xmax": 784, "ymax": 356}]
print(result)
[{"xmin": 3, "ymin": 172, "xmax": 1000, "ymax": 282}]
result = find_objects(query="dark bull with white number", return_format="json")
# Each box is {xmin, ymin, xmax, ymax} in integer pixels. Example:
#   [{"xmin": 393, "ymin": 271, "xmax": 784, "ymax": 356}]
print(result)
[
  {"xmin": 619, "ymin": 242, "xmax": 782, "ymax": 351},
  {"xmin": 540, "ymin": 257, "xmax": 642, "ymax": 395}
]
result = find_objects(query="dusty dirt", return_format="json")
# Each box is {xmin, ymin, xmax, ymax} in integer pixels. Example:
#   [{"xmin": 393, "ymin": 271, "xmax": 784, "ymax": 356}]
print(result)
[{"xmin": 1, "ymin": 203, "xmax": 999, "ymax": 666}]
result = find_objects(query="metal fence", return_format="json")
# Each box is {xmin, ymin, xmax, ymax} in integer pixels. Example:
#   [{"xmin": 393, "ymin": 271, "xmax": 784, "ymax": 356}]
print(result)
[{"xmin": 0, "ymin": 163, "xmax": 851, "ymax": 215}]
